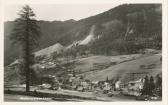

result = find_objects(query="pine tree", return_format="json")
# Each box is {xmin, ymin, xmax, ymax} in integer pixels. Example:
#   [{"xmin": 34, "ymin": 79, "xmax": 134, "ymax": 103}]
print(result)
[
  {"xmin": 155, "ymin": 74, "xmax": 162, "ymax": 96},
  {"xmin": 142, "ymin": 75, "xmax": 149, "ymax": 95},
  {"xmin": 149, "ymin": 76, "xmax": 155, "ymax": 95},
  {"xmin": 106, "ymin": 76, "xmax": 109, "ymax": 82},
  {"xmin": 10, "ymin": 5, "xmax": 40, "ymax": 92}
]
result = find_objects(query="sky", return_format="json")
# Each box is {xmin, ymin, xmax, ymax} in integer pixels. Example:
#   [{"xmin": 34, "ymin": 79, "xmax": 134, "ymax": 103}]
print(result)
[{"xmin": 4, "ymin": 4, "xmax": 121, "ymax": 21}]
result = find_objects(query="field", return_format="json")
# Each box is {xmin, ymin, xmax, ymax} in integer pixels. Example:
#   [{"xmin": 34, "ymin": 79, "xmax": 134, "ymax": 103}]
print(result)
[{"xmin": 74, "ymin": 53, "xmax": 162, "ymax": 82}]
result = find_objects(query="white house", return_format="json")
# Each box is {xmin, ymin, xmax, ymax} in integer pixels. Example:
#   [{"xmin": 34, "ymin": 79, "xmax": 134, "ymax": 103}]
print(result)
[
  {"xmin": 115, "ymin": 81, "xmax": 121, "ymax": 89},
  {"xmin": 128, "ymin": 79, "xmax": 144, "ymax": 91}
]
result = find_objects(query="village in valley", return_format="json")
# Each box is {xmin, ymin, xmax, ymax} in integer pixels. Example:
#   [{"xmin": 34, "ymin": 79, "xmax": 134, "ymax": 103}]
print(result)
[
  {"xmin": 5, "ymin": 47, "xmax": 162, "ymax": 101},
  {"xmin": 4, "ymin": 4, "xmax": 162, "ymax": 101}
]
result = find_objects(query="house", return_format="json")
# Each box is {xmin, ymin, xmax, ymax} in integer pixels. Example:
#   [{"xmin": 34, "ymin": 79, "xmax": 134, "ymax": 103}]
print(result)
[
  {"xmin": 115, "ymin": 81, "xmax": 120, "ymax": 89},
  {"xmin": 39, "ymin": 75, "xmax": 60, "ymax": 90},
  {"xmin": 80, "ymin": 80, "xmax": 92, "ymax": 90},
  {"xmin": 71, "ymin": 77, "xmax": 81, "ymax": 90},
  {"xmin": 139, "ymin": 49, "xmax": 159, "ymax": 54},
  {"xmin": 103, "ymin": 82, "xmax": 111, "ymax": 93},
  {"xmin": 31, "ymin": 64, "xmax": 45, "ymax": 70},
  {"xmin": 69, "ymin": 76, "xmax": 75, "ymax": 83},
  {"xmin": 91, "ymin": 81, "xmax": 99, "ymax": 89},
  {"xmin": 127, "ymin": 79, "xmax": 144, "ymax": 91},
  {"xmin": 121, "ymin": 79, "xmax": 144, "ymax": 96},
  {"xmin": 81, "ymin": 81, "xmax": 87, "ymax": 88},
  {"xmin": 115, "ymin": 81, "xmax": 125, "ymax": 90},
  {"xmin": 77, "ymin": 86, "xmax": 84, "ymax": 92}
]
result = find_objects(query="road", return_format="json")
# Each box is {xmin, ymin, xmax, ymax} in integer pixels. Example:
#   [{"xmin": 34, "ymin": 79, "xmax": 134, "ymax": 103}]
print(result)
[
  {"xmin": 4, "ymin": 87, "xmax": 136, "ymax": 102},
  {"xmin": 4, "ymin": 93, "xmax": 136, "ymax": 102}
]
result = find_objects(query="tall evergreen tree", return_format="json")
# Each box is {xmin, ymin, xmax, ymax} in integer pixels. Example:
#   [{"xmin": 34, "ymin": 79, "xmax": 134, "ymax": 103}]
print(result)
[
  {"xmin": 10, "ymin": 5, "xmax": 40, "ymax": 92},
  {"xmin": 106, "ymin": 76, "xmax": 109, "ymax": 82},
  {"xmin": 155, "ymin": 74, "xmax": 162, "ymax": 96},
  {"xmin": 149, "ymin": 76, "xmax": 155, "ymax": 95},
  {"xmin": 142, "ymin": 75, "xmax": 149, "ymax": 95},
  {"xmin": 155, "ymin": 74, "xmax": 162, "ymax": 89}
]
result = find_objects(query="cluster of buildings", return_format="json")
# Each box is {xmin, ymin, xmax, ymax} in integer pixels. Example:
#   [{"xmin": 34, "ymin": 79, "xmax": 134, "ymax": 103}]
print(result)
[
  {"xmin": 7, "ymin": 56, "xmax": 149, "ymax": 97},
  {"xmin": 41, "ymin": 70, "xmax": 146, "ymax": 97}
]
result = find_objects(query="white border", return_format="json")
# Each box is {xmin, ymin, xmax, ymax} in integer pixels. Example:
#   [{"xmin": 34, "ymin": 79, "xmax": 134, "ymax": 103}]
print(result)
[{"xmin": 0, "ymin": 0, "xmax": 167, "ymax": 105}]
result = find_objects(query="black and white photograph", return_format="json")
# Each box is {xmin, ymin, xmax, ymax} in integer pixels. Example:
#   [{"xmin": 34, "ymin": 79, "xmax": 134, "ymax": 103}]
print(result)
[{"xmin": 1, "ymin": 0, "xmax": 168, "ymax": 103}]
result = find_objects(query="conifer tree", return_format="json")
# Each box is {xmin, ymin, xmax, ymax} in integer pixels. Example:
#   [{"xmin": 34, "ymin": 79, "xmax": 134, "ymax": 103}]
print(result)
[
  {"xmin": 149, "ymin": 76, "xmax": 155, "ymax": 95},
  {"xmin": 142, "ymin": 75, "xmax": 149, "ymax": 95},
  {"xmin": 10, "ymin": 5, "xmax": 40, "ymax": 92}
]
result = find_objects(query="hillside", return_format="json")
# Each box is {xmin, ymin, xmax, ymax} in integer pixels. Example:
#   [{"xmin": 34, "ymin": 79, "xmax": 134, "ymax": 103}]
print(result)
[
  {"xmin": 34, "ymin": 43, "xmax": 65, "ymax": 57},
  {"xmin": 4, "ymin": 4, "xmax": 162, "ymax": 65},
  {"xmin": 84, "ymin": 54, "xmax": 161, "ymax": 82},
  {"xmin": 5, "ymin": 53, "xmax": 162, "ymax": 85}
]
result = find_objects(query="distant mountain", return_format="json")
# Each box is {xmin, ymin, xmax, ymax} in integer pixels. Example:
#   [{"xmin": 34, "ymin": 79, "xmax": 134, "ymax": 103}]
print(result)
[
  {"xmin": 4, "ymin": 20, "xmax": 76, "ymax": 65},
  {"xmin": 4, "ymin": 4, "xmax": 162, "ymax": 65}
]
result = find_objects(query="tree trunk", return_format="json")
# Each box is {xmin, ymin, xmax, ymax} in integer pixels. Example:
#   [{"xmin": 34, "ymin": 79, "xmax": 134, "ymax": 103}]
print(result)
[{"xmin": 25, "ymin": 19, "xmax": 30, "ymax": 92}]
